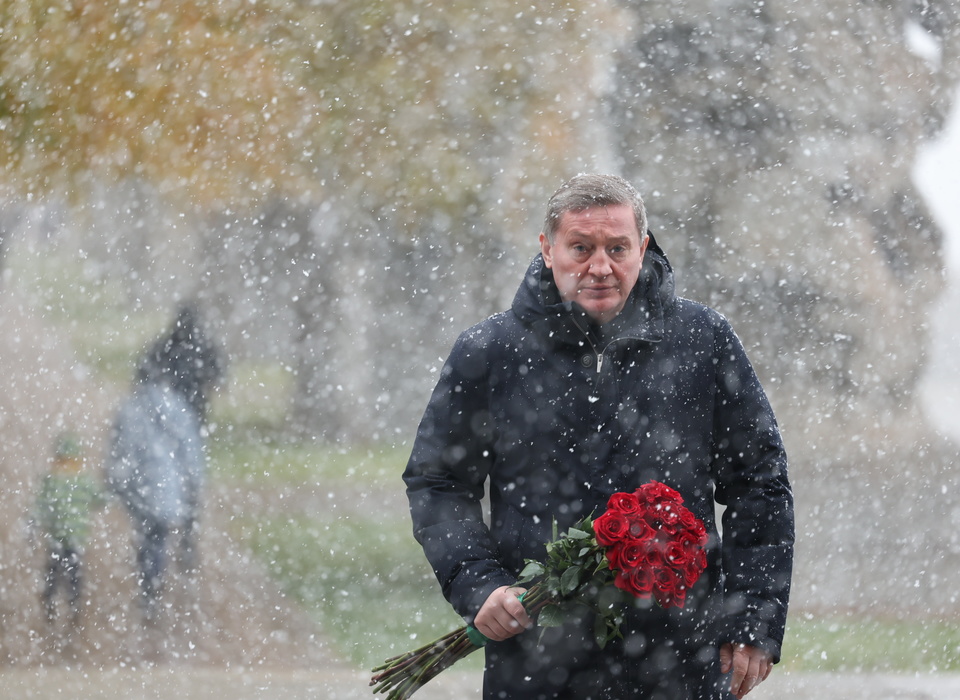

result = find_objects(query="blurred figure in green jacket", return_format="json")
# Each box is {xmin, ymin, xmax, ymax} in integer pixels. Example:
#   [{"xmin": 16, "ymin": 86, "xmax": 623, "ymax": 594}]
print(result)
[{"xmin": 33, "ymin": 433, "xmax": 104, "ymax": 625}]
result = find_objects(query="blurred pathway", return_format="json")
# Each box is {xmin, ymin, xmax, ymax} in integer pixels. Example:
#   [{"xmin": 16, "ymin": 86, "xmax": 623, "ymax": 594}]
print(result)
[{"xmin": 2, "ymin": 667, "xmax": 960, "ymax": 700}]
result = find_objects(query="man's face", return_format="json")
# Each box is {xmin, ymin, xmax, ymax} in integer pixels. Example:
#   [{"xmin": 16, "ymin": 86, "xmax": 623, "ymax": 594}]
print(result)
[{"xmin": 540, "ymin": 204, "xmax": 648, "ymax": 325}]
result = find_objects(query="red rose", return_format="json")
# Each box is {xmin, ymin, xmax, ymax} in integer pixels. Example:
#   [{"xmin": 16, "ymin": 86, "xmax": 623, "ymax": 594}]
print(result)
[
  {"xmin": 626, "ymin": 514, "xmax": 655, "ymax": 542},
  {"xmin": 605, "ymin": 541, "xmax": 625, "ymax": 572},
  {"xmin": 678, "ymin": 507, "xmax": 698, "ymax": 531},
  {"xmin": 652, "ymin": 567, "xmax": 687, "ymax": 608},
  {"xmin": 606, "ymin": 491, "xmax": 641, "ymax": 514},
  {"xmin": 655, "ymin": 585, "xmax": 687, "ymax": 608},
  {"xmin": 641, "ymin": 511, "xmax": 664, "ymax": 534},
  {"xmin": 594, "ymin": 510, "xmax": 630, "ymax": 546},
  {"xmin": 654, "ymin": 566, "xmax": 677, "ymax": 589},
  {"xmin": 634, "ymin": 481, "xmax": 682, "ymax": 505},
  {"xmin": 679, "ymin": 562, "xmax": 701, "ymax": 588},
  {"xmin": 678, "ymin": 529, "xmax": 706, "ymax": 554},
  {"xmin": 664, "ymin": 540, "xmax": 689, "ymax": 567},
  {"xmin": 614, "ymin": 564, "xmax": 655, "ymax": 598},
  {"xmin": 617, "ymin": 540, "xmax": 649, "ymax": 570},
  {"xmin": 660, "ymin": 503, "xmax": 682, "ymax": 528}
]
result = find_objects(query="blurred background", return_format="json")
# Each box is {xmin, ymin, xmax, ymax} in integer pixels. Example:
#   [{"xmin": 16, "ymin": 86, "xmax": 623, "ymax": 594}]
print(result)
[{"xmin": 2, "ymin": 0, "xmax": 960, "ymax": 696}]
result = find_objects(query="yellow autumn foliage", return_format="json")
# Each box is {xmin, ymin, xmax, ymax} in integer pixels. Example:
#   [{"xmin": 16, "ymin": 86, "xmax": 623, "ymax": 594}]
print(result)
[{"xmin": 1, "ymin": 0, "xmax": 631, "ymax": 219}]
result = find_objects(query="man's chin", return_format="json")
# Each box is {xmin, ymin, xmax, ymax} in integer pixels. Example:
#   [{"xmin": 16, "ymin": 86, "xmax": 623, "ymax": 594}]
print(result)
[{"xmin": 581, "ymin": 304, "xmax": 620, "ymax": 325}]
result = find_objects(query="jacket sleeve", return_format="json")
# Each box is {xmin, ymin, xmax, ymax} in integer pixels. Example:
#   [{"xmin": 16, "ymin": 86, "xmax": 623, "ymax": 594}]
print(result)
[
  {"xmin": 402, "ymin": 332, "xmax": 516, "ymax": 623},
  {"xmin": 710, "ymin": 318, "xmax": 795, "ymax": 663}
]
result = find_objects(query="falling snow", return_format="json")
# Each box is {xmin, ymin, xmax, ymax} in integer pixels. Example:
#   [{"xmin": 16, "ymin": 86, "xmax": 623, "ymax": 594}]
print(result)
[{"xmin": 2, "ymin": 1, "xmax": 960, "ymax": 698}]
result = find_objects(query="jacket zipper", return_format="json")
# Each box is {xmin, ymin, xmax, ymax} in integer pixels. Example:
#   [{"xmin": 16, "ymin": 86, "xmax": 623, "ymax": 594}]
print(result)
[{"xmin": 572, "ymin": 315, "xmax": 605, "ymax": 374}]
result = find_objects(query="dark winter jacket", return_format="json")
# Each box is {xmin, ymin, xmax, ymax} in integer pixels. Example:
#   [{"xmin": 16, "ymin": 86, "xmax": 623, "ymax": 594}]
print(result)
[{"xmin": 404, "ymin": 236, "xmax": 794, "ymax": 695}]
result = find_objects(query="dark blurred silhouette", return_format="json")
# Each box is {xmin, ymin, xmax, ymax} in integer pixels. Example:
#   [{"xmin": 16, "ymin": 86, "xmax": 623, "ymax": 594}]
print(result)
[{"xmin": 105, "ymin": 303, "xmax": 223, "ymax": 622}]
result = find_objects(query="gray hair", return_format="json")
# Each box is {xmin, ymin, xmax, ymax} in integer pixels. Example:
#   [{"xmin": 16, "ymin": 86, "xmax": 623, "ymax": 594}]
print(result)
[{"xmin": 542, "ymin": 174, "xmax": 648, "ymax": 243}]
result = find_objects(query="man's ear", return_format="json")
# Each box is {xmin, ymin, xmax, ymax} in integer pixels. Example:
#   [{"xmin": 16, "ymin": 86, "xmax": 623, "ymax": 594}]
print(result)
[
  {"xmin": 539, "ymin": 232, "xmax": 553, "ymax": 268},
  {"xmin": 638, "ymin": 233, "xmax": 650, "ymax": 263}
]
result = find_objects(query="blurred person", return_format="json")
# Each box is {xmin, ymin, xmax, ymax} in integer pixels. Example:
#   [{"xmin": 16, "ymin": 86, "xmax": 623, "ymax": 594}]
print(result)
[
  {"xmin": 105, "ymin": 302, "xmax": 223, "ymax": 622},
  {"xmin": 32, "ymin": 432, "xmax": 105, "ymax": 625},
  {"xmin": 403, "ymin": 174, "xmax": 794, "ymax": 699}
]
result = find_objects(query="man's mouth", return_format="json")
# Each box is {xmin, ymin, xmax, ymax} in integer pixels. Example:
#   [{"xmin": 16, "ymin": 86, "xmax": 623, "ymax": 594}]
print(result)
[{"xmin": 581, "ymin": 285, "xmax": 615, "ymax": 295}]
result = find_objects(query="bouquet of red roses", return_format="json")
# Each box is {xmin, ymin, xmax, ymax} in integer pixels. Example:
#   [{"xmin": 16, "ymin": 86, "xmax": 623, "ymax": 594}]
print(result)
[
  {"xmin": 369, "ymin": 481, "xmax": 708, "ymax": 700},
  {"xmin": 593, "ymin": 481, "xmax": 708, "ymax": 608}
]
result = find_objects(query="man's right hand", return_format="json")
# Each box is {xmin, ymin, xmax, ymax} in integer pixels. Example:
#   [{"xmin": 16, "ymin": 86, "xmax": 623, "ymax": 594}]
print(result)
[{"xmin": 473, "ymin": 585, "xmax": 533, "ymax": 641}]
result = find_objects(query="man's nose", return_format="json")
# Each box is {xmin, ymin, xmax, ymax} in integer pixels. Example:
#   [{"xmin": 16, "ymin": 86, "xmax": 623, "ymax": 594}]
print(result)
[{"xmin": 589, "ymin": 253, "xmax": 613, "ymax": 277}]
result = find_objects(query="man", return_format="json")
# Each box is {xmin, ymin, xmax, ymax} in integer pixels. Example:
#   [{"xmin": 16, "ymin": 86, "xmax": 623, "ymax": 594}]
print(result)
[{"xmin": 403, "ymin": 174, "xmax": 794, "ymax": 699}]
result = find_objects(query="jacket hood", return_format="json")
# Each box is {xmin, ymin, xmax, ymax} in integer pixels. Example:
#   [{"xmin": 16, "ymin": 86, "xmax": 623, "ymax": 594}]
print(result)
[{"xmin": 511, "ymin": 231, "xmax": 676, "ymax": 345}]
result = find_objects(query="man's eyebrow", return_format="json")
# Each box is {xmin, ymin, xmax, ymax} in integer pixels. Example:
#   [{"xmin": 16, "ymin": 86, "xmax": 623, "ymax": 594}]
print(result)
[
  {"xmin": 566, "ymin": 230, "xmax": 634, "ymax": 240},
  {"xmin": 601, "ymin": 235, "xmax": 636, "ymax": 246}
]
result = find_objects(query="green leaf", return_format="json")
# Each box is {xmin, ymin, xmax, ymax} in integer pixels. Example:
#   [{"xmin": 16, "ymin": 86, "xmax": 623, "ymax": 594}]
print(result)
[
  {"xmin": 565, "ymin": 527, "xmax": 591, "ymax": 540},
  {"xmin": 537, "ymin": 604, "xmax": 566, "ymax": 628},
  {"xmin": 518, "ymin": 561, "xmax": 545, "ymax": 581},
  {"xmin": 593, "ymin": 605, "xmax": 625, "ymax": 650},
  {"xmin": 560, "ymin": 565, "xmax": 581, "ymax": 596}
]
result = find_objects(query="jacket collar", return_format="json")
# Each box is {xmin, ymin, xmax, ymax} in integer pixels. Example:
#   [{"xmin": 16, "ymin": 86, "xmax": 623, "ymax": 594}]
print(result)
[{"xmin": 511, "ymin": 232, "xmax": 674, "ymax": 347}]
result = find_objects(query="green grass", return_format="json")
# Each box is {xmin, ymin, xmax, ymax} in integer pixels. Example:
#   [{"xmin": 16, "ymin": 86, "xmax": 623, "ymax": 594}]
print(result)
[
  {"xmin": 208, "ymin": 362, "xmax": 294, "ymax": 434},
  {"xmin": 242, "ymin": 511, "xmax": 479, "ymax": 670},
  {"xmin": 781, "ymin": 614, "xmax": 960, "ymax": 673},
  {"xmin": 208, "ymin": 433, "xmax": 411, "ymax": 487},
  {"xmin": 209, "ymin": 437, "xmax": 477, "ymax": 670}
]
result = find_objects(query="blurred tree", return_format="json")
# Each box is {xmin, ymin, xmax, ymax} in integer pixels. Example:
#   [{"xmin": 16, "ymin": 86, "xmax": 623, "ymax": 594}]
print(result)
[
  {"xmin": 0, "ymin": 0, "xmax": 311, "ymax": 207},
  {"xmin": 1, "ymin": 0, "xmax": 633, "ymax": 440},
  {"xmin": 1, "ymin": 0, "xmax": 629, "ymax": 224}
]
